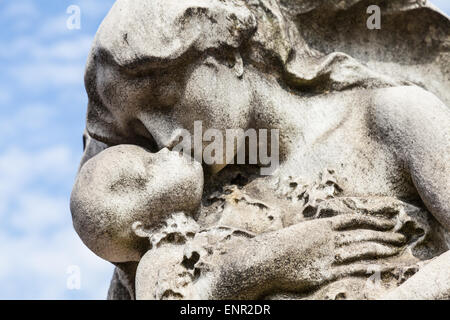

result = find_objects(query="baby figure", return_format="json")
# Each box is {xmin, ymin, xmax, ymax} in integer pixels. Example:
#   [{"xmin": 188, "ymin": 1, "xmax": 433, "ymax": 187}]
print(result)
[{"xmin": 71, "ymin": 144, "xmax": 204, "ymax": 263}]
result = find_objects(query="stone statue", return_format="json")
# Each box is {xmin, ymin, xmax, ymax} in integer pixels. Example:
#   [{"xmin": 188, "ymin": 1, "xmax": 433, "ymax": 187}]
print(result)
[{"xmin": 70, "ymin": 0, "xmax": 450, "ymax": 300}]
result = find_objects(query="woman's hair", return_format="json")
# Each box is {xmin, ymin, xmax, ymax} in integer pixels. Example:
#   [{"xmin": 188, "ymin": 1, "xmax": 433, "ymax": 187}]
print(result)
[
  {"xmin": 243, "ymin": 0, "xmax": 404, "ymax": 92},
  {"xmin": 85, "ymin": 0, "xmax": 404, "ymax": 144},
  {"xmin": 91, "ymin": 0, "xmax": 402, "ymax": 90}
]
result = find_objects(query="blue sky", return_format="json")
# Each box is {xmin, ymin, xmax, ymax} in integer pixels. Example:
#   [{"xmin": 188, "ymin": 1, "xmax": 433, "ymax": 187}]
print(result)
[
  {"xmin": 0, "ymin": 0, "xmax": 116, "ymax": 300},
  {"xmin": 0, "ymin": 0, "xmax": 448, "ymax": 300}
]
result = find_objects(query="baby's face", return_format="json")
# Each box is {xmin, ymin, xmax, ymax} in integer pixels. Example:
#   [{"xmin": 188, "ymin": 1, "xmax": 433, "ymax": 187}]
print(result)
[
  {"xmin": 71, "ymin": 145, "xmax": 204, "ymax": 262},
  {"xmin": 95, "ymin": 145, "xmax": 203, "ymax": 220}
]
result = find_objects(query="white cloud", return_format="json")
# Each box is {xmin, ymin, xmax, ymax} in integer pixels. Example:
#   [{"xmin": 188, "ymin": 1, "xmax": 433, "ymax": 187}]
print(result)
[
  {"xmin": 0, "ymin": 0, "xmax": 40, "ymax": 32},
  {"xmin": 8, "ymin": 193, "xmax": 68, "ymax": 233},
  {"xmin": 0, "ymin": 144, "xmax": 113, "ymax": 299},
  {"xmin": 11, "ymin": 62, "xmax": 85, "ymax": 88},
  {"xmin": 0, "ymin": 36, "xmax": 34, "ymax": 59},
  {"xmin": 432, "ymin": 0, "xmax": 450, "ymax": 14},
  {"xmin": 0, "ymin": 35, "xmax": 92, "ymax": 92},
  {"xmin": 0, "ymin": 0, "xmax": 116, "ymax": 300},
  {"xmin": 0, "ymin": 88, "xmax": 12, "ymax": 105},
  {"xmin": 38, "ymin": 15, "xmax": 73, "ymax": 39},
  {"xmin": 0, "ymin": 35, "xmax": 93, "ymax": 61},
  {"xmin": 1, "ymin": 0, "xmax": 39, "ymax": 20},
  {"xmin": 37, "ymin": 0, "xmax": 115, "ymax": 39},
  {"xmin": 41, "ymin": 36, "xmax": 93, "ymax": 60},
  {"xmin": 0, "ymin": 226, "xmax": 113, "ymax": 300},
  {"xmin": 0, "ymin": 146, "xmax": 77, "ymax": 215},
  {"xmin": 0, "ymin": 104, "xmax": 54, "ymax": 137},
  {"xmin": 76, "ymin": 0, "xmax": 116, "ymax": 19}
]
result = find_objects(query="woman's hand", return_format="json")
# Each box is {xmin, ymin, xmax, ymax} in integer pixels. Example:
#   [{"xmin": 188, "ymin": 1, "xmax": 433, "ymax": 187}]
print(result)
[
  {"xmin": 203, "ymin": 213, "xmax": 406, "ymax": 299},
  {"xmin": 136, "ymin": 212, "xmax": 407, "ymax": 300}
]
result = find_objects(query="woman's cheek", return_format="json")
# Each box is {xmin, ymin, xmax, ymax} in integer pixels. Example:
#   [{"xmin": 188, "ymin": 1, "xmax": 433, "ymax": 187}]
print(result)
[{"xmin": 179, "ymin": 61, "xmax": 252, "ymax": 130}]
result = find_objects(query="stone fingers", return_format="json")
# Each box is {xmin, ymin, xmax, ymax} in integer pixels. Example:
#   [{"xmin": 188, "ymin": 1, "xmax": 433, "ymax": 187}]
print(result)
[
  {"xmin": 334, "ymin": 242, "xmax": 401, "ymax": 265},
  {"xmin": 335, "ymin": 230, "xmax": 406, "ymax": 247},
  {"xmin": 332, "ymin": 214, "xmax": 395, "ymax": 231},
  {"xmin": 331, "ymin": 263, "xmax": 394, "ymax": 280}
]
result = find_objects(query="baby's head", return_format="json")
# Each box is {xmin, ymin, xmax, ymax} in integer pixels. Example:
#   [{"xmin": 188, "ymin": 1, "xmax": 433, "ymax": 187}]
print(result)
[{"xmin": 70, "ymin": 145, "xmax": 203, "ymax": 262}]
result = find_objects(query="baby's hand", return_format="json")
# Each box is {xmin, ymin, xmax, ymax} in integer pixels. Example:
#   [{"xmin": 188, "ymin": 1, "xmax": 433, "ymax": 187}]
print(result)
[{"xmin": 70, "ymin": 145, "xmax": 203, "ymax": 263}]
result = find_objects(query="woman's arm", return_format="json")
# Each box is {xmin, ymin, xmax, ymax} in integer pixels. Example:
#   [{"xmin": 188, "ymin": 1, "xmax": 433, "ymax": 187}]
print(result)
[
  {"xmin": 383, "ymin": 251, "xmax": 450, "ymax": 300},
  {"xmin": 370, "ymin": 86, "xmax": 450, "ymax": 231},
  {"xmin": 136, "ymin": 213, "xmax": 406, "ymax": 299}
]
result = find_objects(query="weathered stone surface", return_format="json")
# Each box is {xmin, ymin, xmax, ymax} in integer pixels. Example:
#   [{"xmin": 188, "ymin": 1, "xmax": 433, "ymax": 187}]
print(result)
[
  {"xmin": 71, "ymin": 0, "xmax": 450, "ymax": 300},
  {"xmin": 71, "ymin": 145, "xmax": 203, "ymax": 262}
]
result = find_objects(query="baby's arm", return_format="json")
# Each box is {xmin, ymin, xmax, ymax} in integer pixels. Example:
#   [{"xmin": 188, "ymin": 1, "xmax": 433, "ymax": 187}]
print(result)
[{"xmin": 70, "ymin": 145, "xmax": 204, "ymax": 263}]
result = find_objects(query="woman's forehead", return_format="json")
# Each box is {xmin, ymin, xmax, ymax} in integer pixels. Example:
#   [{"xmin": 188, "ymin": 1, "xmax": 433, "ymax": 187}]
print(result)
[{"xmin": 93, "ymin": 0, "xmax": 257, "ymax": 72}]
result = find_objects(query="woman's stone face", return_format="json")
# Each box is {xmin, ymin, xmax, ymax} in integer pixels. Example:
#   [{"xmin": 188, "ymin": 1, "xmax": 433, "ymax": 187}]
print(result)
[
  {"xmin": 141, "ymin": 55, "xmax": 254, "ymax": 153},
  {"xmin": 179, "ymin": 55, "xmax": 253, "ymax": 130}
]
